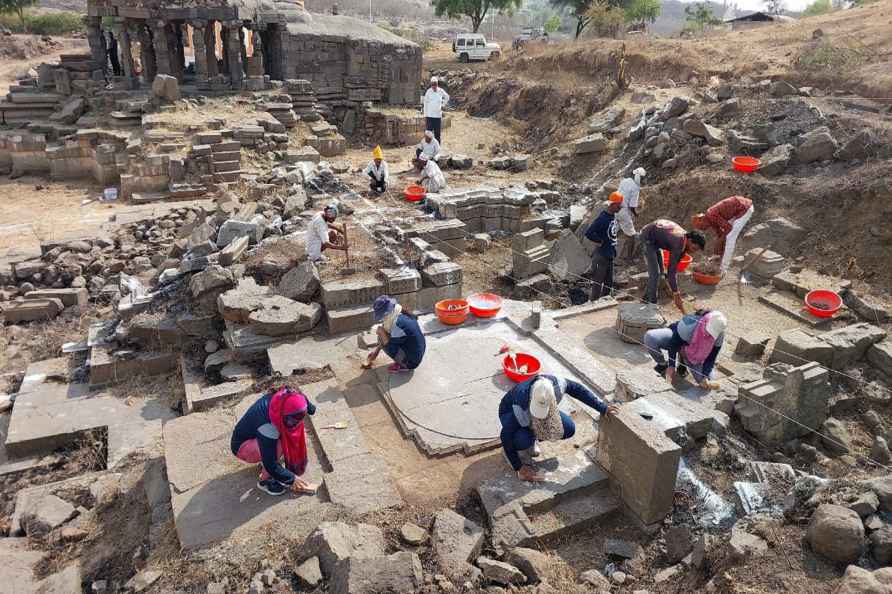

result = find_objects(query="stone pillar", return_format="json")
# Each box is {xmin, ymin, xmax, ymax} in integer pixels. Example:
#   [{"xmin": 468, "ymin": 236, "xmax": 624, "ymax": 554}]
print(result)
[
  {"xmin": 113, "ymin": 19, "xmax": 137, "ymax": 89},
  {"xmin": 223, "ymin": 22, "xmax": 243, "ymax": 88},
  {"xmin": 249, "ymin": 29, "xmax": 264, "ymax": 76},
  {"xmin": 151, "ymin": 20, "xmax": 173, "ymax": 76},
  {"xmin": 190, "ymin": 21, "xmax": 208, "ymax": 82},
  {"xmin": 140, "ymin": 25, "xmax": 157, "ymax": 82},
  {"xmin": 85, "ymin": 16, "xmax": 105, "ymax": 67},
  {"xmin": 205, "ymin": 23, "xmax": 219, "ymax": 78}
]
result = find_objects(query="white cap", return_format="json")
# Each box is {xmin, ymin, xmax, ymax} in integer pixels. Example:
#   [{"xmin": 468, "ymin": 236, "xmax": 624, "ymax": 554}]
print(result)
[
  {"xmin": 431, "ymin": 76, "xmax": 439, "ymax": 84},
  {"xmin": 424, "ymin": 129, "xmax": 434, "ymax": 138},
  {"xmin": 419, "ymin": 153, "xmax": 429, "ymax": 162},
  {"xmin": 529, "ymin": 378, "xmax": 555, "ymax": 419},
  {"xmin": 633, "ymin": 167, "xmax": 647, "ymax": 179},
  {"xmin": 706, "ymin": 312, "xmax": 727, "ymax": 339}
]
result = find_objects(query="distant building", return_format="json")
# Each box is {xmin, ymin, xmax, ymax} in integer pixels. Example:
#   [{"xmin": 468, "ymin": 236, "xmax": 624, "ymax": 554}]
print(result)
[{"xmin": 724, "ymin": 11, "xmax": 796, "ymax": 30}]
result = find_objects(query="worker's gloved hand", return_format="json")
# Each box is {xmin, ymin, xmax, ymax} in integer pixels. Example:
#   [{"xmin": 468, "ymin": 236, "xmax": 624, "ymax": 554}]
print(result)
[{"xmin": 516, "ymin": 465, "xmax": 545, "ymax": 483}]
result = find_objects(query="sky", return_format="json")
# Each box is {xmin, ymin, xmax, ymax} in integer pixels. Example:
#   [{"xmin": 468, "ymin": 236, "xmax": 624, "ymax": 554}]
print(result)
[{"xmin": 678, "ymin": 0, "xmax": 812, "ymax": 13}]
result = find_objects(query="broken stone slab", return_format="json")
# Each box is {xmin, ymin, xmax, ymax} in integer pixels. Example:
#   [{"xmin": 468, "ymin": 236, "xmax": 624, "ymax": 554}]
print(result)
[
  {"xmin": 267, "ymin": 341, "xmax": 327, "ymax": 376},
  {"xmin": 295, "ymin": 556, "xmax": 323, "ymax": 589},
  {"xmin": 769, "ymin": 328, "xmax": 834, "ymax": 367},
  {"xmin": 1, "ymin": 298, "xmax": 64, "ymax": 323},
  {"xmin": 744, "ymin": 248, "xmax": 784, "ymax": 279},
  {"xmin": 329, "ymin": 551, "xmax": 423, "ymax": 594},
  {"xmin": 277, "ymin": 262, "xmax": 320, "ymax": 302},
  {"xmin": 219, "ymin": 235, "xmax": 249, "ymax": 266},
  {"xmin": 217, "ymin": 278, "xmax": 273, "ymax": 323},
  {"xmin": 794, "ymin": 126, "xmax": 838, "ymax": 164},
  {"xmin": 189, "ymin": 265, "xmax": 235, "ymax": 299},
  {"xmin": 820, "ymin": 323, "xmax": 886, "ymax": 370},
  {"xmin": 216, "ymin": 217, "xmax": 266, "ymax": 247},
  {"xmin": 125, "ymin": 569, "xmax": 163, "ymax": 593},
  {"xmin": 623, "ymin": 392, "xmax": 728, "ymax": 446},
  {"xmin": 303, "ymin": 521, "xmax": 386, "ymax": 577},
  {"xmin": 604, "ymin": 538, "xmax": 643, "ymax": 560},
  {"xmin": 380, "ymin": 267, "xmax": 422, "ymax": 294},
  {"xmin": 432, "ymin": 509, "xmax": 485, "ymax": 582},
  {"xmin": 549, "ymin": 230, "xmax": 589, "ymax": 281},
  {"xmin": 323, "ymin": 452, "xmax": 403, "ymax": 515},
  {"xmin": 682, "ymin": 118, "xmax": 724, "ymax": 146},
  {"xmin": 835, "ymin": 129, "xmax": 876, "ymax": 161},
  {"xmin": 25, "ymin": 288, "xmax": 88, "ymax": 309},
  {"xmin": 728, "ymin": 526, "xmax": 768, "ymax": 561},
  {"xmin": 506, "ymin": 547, "xmax": 550, "ymax": 584},
  {"xmin": 422, "ymin": 262, "xmax": 462, "ymax": 288},
  {"xmin": 321, "ymin": 278, "xmax": 385, "ymax": 309},
  {"xmin": 13, "ymin": 491, "xmax": 76, "ymax": 536},
  {"xmin": 573, "ymin": 133, "xmax": 608, "ymax": 154},
  {"xmin": 735, "ymin": 331, "xmax": 770, "ymax": 358},
  {"xmin": 247, "ymin": 297, "xmax": 322, "ymax": 336},
  {"xmin": 88, "ymin": 346, "xmax": 177, "ymax": 387},
  {"xmin": 841, "ymin": 288, "xmax": 890, "ymax": 324},
  {"xmin": 759, "ymin": 291, "xmax": 832, "ymax": 329},
  {"xmin": 589, "ymin": 107, "xmax": 626, "ymax": 133},
  {"xmin": 477, "ymin": 557, "xmax": 526, "ymax": 586},
  {"xmin": 868, "ymin": 340, "xmax": 892, "ymax": 377},
  {"xmin": 614, "ymin": 368, "xmax": 674, "ymax": 402}
]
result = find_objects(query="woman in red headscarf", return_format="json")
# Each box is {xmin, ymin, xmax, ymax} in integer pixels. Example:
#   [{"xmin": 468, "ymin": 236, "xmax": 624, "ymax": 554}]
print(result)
[{"xmin": 231, "ymin": 386, "xmax": 316, "ymax": 496}]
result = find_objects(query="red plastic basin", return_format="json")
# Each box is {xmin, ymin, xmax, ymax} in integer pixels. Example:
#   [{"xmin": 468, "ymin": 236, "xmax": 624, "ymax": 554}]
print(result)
[
  {"xmin": 805, "ymin": 289, "xmax": 842, "ymax": 318},
  {"xmin": 435, "ymin": 299, "xmax": 469, "ymax": 325},
  {"xmin": 660, "ymin": 250, "xmax": 693, "ymax": 272},
  {"xmin": 732, "ymin": 156, "xmax": 761, "ymax": 173},
  {"xmin": 467, "ymin": 292, "xmax": 503, "ymax": 318},
  {"xmin": 405, "ymin": 184, "xmax": 426, "ymax": 202},
  {"xmin": 503, "ymin": 353, "xmax": 541, "ymax": 383},
  {"xmin": 693, "ymin": 270, "xmax": 722, "ymax": 285}
]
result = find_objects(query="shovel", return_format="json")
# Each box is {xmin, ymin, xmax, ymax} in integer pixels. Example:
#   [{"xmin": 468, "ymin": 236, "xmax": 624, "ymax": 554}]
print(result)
[{"xmin": 341, "ymin": 223, "xmax": 356, "ymax": 275}]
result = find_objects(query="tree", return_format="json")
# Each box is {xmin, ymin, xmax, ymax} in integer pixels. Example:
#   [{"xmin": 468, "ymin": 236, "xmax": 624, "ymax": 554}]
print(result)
[
  {"xmin": 432, "ymin": 0, "xmax": 522, "ymax": 33},
  {"xmin": 764, "ymin": 0, "xmax": 785, "ymax": 14},
  {"xmin": 803, "ymin": 0, "xmax": 831, "ymax": 15},
  {"xmin": 0, "ymin": 0, "xmax": 37, "ymax": 30},
  {"xmin": 544, "ymin": 14, "xmax": 562, "ymax": 32},
  {"xmin": 624, "ymin": 0, "xmax": 661, "ymax": 27},
  {"xmin": 549, "ymin": 0, "xmax": 594, "ymax": 38},
  {"xmin": 585, "ymin": 0, "xmax": 625, "ymax": 37},
  {"xmin": 684, "ymin": 2, "xmax": 721, "ymax": 32}
]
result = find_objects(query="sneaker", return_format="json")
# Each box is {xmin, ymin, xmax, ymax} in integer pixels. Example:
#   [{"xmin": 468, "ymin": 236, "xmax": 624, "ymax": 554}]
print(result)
[
  {"xmin": 531, "ymin": 442, "xmax": 542, "ymax": 458},
  {"xmin": 654, "ymin": 363, "xmax": 667, "ymax": 377},
  {"xmin": 257, "ymin": 479, "xmax": 286, "ymax": 496},
  {"xmin": 388, "ymin": 363, "xmax": 408, "ymax": 373}
]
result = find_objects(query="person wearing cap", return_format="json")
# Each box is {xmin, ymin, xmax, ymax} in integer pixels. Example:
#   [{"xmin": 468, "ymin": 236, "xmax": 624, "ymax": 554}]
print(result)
[
  {"xmin": 305, "ymin": 204, "xmax": 347, "ymax": 263},
  {"xmin": 616, "ymin": 167, "xmax": 646, "ymax": 263},
  {"xmin": 418, "ymin": 153, "xmax": 447, "ymax": 194},
  {"xmin": 499, "ymin": 374, "xmax": 619, "ymax": 482},
  {"xmin": 422, "ymin": 77, "xmax": 450, "ymax": 143},
  {"xmin": 585, "ymin": 192, "xmax": 623, "ymax": 301},
  {"xmin": 638, "ymin": 219, "xmax": 706, "ymax": 313},
  {"xmin": 690, "ymin": 196, "xmax": 755, "ymax": 276},
  {"xmin": 414, "ymin": 130, "xmax": 441, "ymax": 167},
  {"xmin": 362, "ymin": 295, "xmax": 427, "ymax": 373},
  {"xmin": 231, "ymin": 386, "xmax": 317, "ymax": 496},
  {"xmin": 364, "ymin": 145, "xmax": 389, "ymax": 195},
  {"xmin": 643, "ymin": 309, "xmax": 726, "ymax": 390}
]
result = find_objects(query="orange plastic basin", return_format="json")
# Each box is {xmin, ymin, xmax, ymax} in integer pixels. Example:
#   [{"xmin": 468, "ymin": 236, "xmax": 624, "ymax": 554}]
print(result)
[
  {"xmin": 732, "ymin": 156, "xmax": 761, "ymax": 173},
  {"xmin": 693, "ymin": 270, "xmax": 722, "ymax": 285},
  {"xmin": 467, "ymin": 292, "xmax": 503, "ymax": 318},
  {"xmin": 405, "ymin": 184, "xmax": 426, "ymax": 202},
  {"xmin": 660, "ymin": 250, "xmax": 693, "ymax": 272},
  {"xmin": 503, "ymin": 353, "xmax": 541, "ymax": 383},
  {"xmin": 805, "ymin": 289, "xmax": 842, "ymax": 318},
  {"xmin": 435, "ymin": 299, "xmax": 469, "ymax": 325}
]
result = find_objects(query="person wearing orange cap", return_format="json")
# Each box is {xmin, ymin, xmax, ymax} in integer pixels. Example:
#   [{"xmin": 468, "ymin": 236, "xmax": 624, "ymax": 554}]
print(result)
[
  {"xmin": 363, "ymin": 145, "xmax": 389, "ymax": 195},
  {"xmin": 691, "ymin": 196, "xmax": 754, "ymax": 276},
  {"xmin": 585, "ymin": 192, "xmax": 623, "ymax": 300}
]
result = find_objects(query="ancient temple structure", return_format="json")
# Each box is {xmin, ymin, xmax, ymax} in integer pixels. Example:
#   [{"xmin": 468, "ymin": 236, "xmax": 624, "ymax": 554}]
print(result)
[{"xmin": 84, "ymin": 0, "xmax": 421, "ymax": 104}]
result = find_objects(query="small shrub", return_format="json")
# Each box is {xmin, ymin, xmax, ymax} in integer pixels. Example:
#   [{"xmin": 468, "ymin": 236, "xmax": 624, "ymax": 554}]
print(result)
[
  {"xmin": 796, "ymin": 40, "xmax": 864, "ymax": 73},
  {"xmin": 0, "ymin": 10, "xmax": 82, "ymax": 35}
]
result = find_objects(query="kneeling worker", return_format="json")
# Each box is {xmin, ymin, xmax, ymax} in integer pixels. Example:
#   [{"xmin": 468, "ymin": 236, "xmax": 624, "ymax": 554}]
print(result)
[
  {"xmin": 419, "ymin": 154, "xmax": 447, "ymax": 194},
  {"xmin": 499, "ymin": 374, "xmax": 619, "ymax": 482},
  {"xmin": 305, "ymin": 203, "xmax": 347, "ymax": 263},
  {"xmin": 364, "ymin": 145, "xmax": 389, "ymax": 195},
  {"xmin": 362, "ymin": 295, "xmax": 426, "ymax": 373},
  {"xmin": 644, "ymin": 309, "xmax": 726, "ymax": 390},
  {"xmin": 691, "ymin": 195, "xmax": 754, "ymax": 276}
]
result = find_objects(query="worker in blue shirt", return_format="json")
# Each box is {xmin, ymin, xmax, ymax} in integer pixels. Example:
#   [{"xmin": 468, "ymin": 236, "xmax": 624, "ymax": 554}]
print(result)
[
  {"xmin": 585, "ymin": 192, "xmax": 623, "ymax": 300},
  {"xmin": 499, "ymin": 374, "xmax": 619, "ymax": 482},
  {"xmin": 362, "ymin": 295, "xmax": 427, "ymax": 373}
]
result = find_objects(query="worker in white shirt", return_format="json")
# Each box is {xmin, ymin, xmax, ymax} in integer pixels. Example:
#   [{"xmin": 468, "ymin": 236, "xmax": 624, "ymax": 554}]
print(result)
[
  {"xmin": 305, "ymin": 204, "xmax": 347, "ymax": 263},
  {"xmin": 422, "ymin": 76, "xmax": 449, "ymax": 143},
  {"xmin": 364, "ymin": 145, "xmax": 389, "ymax": 195},
  {"xmin": 615, "ymin": 167, "xmax": 646, "ymax": 263},
  {"xmin": 414, "ymin": 130, "xmax": 440, "ymax": 170},
  {"xmin": 418, "ymin": 154, "xmax": 447, "ymax": 194}
]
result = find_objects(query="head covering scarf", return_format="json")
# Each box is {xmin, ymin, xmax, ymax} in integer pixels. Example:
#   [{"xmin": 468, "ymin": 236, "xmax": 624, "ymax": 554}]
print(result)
[
  {"xmin": 382, "ymin": 303, "xmax": 402, "ymax": 333},
  {"xmin": 684, "ymin": 312, "xmax": 722, "ymax": 365},
  {"xmin": 267, "ymin": 387, "xmax": 309, "ymax": 476}
]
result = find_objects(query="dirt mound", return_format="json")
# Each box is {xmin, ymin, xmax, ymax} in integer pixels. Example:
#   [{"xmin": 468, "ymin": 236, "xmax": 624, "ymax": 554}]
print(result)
[{"xmin": 0, "ymin": 34, "xmax": 60, "ymax": 61}]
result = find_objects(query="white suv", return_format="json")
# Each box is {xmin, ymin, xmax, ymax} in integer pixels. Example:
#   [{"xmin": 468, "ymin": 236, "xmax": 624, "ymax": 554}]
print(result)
[{"xmin": 453, "ymin": 33, "xmax": 501, "ymax": 62}]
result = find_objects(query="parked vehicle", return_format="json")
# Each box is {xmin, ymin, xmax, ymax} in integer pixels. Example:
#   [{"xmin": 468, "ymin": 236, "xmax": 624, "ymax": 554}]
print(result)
[{"xmin": 452, "ymin": 33, "xmax": 501, "ymax": 62}]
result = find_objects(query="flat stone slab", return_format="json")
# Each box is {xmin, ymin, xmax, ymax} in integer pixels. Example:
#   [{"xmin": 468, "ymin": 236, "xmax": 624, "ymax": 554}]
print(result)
[
  {"xmin": 5, "ymin": 359, "xmax": 174, "ymax": 467},
  {"xmin": 477, "ymin": 449, "xmax": 619, "ymax": 550},
  {"xmin": 759, "ymin": 290, "xmax": 835, "ymax": 328},
  {"xmin": 163, "ymin": 393, "xmax": 327, "ymax": 550},
  {"xmin": 379, "ymin": 319, "xmax": 589, "ymax": 457},
  {"xmin": 621, "ymin": 392, "xmax": 729, "ymax": 446}
]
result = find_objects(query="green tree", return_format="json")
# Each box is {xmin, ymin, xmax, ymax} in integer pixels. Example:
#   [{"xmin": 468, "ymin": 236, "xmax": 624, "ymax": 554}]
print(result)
[
  {"xmin": 803, "ymin": 0, "xmax": 831, "ymax": 15},
  {"xmin": 549, "ymin": 0, "xmax": 594, "ymax": 38},
  {"xmin": 684, "ymin": 2, "xmax": 721, "ymax": 32},
  {"xmin": 624, "ymin": 0, "xmax": 660, "ymax": 27},
  {"xmin": 0, "ymin": 0, "xmax": 37, "ymax": 30},
  {"xmin": 544, "ymin": 13, "xmax": 562, "ymax": 32},
  {"xmin": 585, "ymin": 0, "xmax": 625, "ymax": 37},
  {"xmin": 432, "ymin": 0, "xmax": 522, "ymax": 33}
]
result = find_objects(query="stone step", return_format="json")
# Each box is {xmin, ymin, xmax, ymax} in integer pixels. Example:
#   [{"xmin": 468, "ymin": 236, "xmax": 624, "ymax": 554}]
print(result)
[
  {"xmin": 326, "ymin": 305, "xmax": 374, "ymax": 335},
  {"xmin": 7, "ymin": 92, "xmax": 63, "ymax": 104},
  {"xmin": 88, "ymin": 345, "xmax": 178, "ymax": 387}
]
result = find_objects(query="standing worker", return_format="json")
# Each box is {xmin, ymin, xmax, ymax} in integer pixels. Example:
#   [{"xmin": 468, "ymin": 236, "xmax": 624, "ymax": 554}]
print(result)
[
  {"xmin": 422, "ymin": 76, "xmax": 450, "ymax": 144},
  {"xmin": 418, "ymin": 154, "xmax": 447, "ymax": 193},
  {"xmin": 585, "ymin": 192, "xmax": 623, "ymax": 300},
  {"xmin": 499, "ymin": 375, "xmax": 619, "ymax": 482},
  {"xmin": 364, "ymin": 145, "xmax": 389, "ymax": 195},
  {"xmin": 231, "ymin": 386, "xmax": 317, "ymax": 496},
  {"xmin": 305, "ymin": 204, "xmax": 348, "ymax": 263},
  {"xmin": 615, "ymin": 167, "xmax": 646, "ymax": 262},
  {"xmin": 691, "ymin": 195, "xmax": 755, "ymax": 276},
  {"xmin": 362, "ymin": 296, "xmax": 426, "ymax": 373},
  {"xmin": 644, "ymin": 309, "xmax": 726, "ymax": 389},
  {"xmin": 638, "ymin": 219, "xmax": 705, "ymax": 312}
]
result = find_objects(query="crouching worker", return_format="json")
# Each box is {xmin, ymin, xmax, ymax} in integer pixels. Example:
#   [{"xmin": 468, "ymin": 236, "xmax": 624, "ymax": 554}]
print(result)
[
  {"xmin": 231, "ymin": 387, "xmax": 317, "ymax": 496},
  {"xmin": 364, "ymin": 145, "xmax": 389, "ymax": 195},
  {"xmin": 418, "ymin": 154, "xmax": 447, "ymax": 193},
  {"xmin": 499, "ymin": 375, "xmax": 619, "ymax": 482},
  {"xmin": 306, "ymin": 203, "xmax": 347, "ymax": 263},
  {"xmin": 644, "ymin": 310, "xmax": 726, "ymax": 390},
  {"xmin": 362, "ymin": 295, "xmax": 426, "ymax": 373}
]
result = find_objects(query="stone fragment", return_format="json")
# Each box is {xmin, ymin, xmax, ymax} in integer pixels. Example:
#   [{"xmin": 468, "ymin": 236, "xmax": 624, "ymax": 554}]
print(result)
[
  {"xmin": 682, "ymin": 118, "xmax": 724, "ymax": 146},
  {"xmin": 277, "ymin": 262, "xmax": 320, "ymax": 302},
  {"xmin": 664, "ymin": 525, "xmax": 692, "ymax": 564},
  {"xmin": 835, "ymin": 129, "xmax": 876, "ymax": 161},
  {"xmin": 477, "ymin": 557, "xmax": 525, "ymax": 586},
  {"xmin": 217, "ymin": 218, "xmax": 265, "ymax": 247},
  {"xmin": 770, "ymin": 80, "xmax": 799, "ymax": 97},
  {"xmin": 125, "ymin": 569, "xmax": 163, "ymax": 593},
  {"xmin": 868, "ymin": 341, "xmax": 892, "ymax": 377},
  {"xmin": 400, "ymin": 523, "xmax": 428, "ymax": 546},
  {"xmin": 579, "ymin": 569, "xmax": 611, "ymax": 589},
  {"xmin": 573, "ymin": 133, "xmax": 608, "ymax": 154},
  {"xmin": 189, "ymin": 265, "xmax": 235, "ymax": 298},
  {"xmin": 851, "ymin": 491, "xmax": 880, "ymax": 518},
  {"xmin": 794, "ymin": 126, "xmax": 838, "ymax": 164},
  {"xmin": 329, "ymin": 551, "xmax": 423, "ymax": 594},
  {"xmin": 16, "ymin": 493, "xmax": 76, "ymax": 536},
  {"xmin": 735, "ymin": 332, "xmax": 770, "ymax": 358},
  {"xmin": 295, "ymin": 557, "xmax": 322, "ymax": 589},
  {"xmin": 152, "ymin": 74, "xmax": 180, "ymax": 102},
  {"xmin": 432, "ymin": 509, "xmax": 485, "ymax": 582},
  {"xmin": 807, "ymin": 504, "xmax": 865, "ymax": 564},
  {"xmin": 604, "ymin": 538, "xmax": 643, "ymax": 560},
  {"xmin": 589, "ymin": 107, "xmax": 625, "ymax": 133},
  {"xmin": 217, "ymin": 278, "xmax": 273, "ymax": 322},
  {"xmin": 871, "ymin": 436, "xmax": 892, "ymax": 465},
  {"xmin": 506, "ymin": 547, "xmax": 549, "ymax": 583},
  {"xmin": 247, "ymin": 296, "xmax": 321, "ymax": 336},
  {"xmin": 870, "ymin": 525, "xmax": 892, "ymax": 565},
  {"xmin": 653, "ymin": 565, "xmax": 680, "ymax": 583},
  {"xmin": 302, "ymin": 522, "xmax": 385, "ymax": 576},
  {"xmin": 821, "ymin": 417, "xmax": 853, "ymax": 456},
  {"xmin": 820, "ymin": 323, "xmax": 886, "ymax": 370},
  {"xmin": 836, "ymin": 565, "xmax": 892, "ymax": 594},
  {"xmin": 758, "ymin": 143, "xmax": 794, "ymax": 176},
  {"xmin": 728, "ymin": 526, "xmax": 768, "ymax": 561}
]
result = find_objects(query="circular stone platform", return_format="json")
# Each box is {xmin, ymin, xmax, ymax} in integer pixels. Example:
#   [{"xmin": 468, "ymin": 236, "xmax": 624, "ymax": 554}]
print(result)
[{"xmin": 615, "ymin": 303, "xmax": 665, "ymax": 344}]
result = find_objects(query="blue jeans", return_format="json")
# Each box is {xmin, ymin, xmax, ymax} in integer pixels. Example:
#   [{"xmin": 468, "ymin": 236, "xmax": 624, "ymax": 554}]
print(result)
[{"xmin": 498, "ymin": 396, "xmax": 576, "ymax": 471}]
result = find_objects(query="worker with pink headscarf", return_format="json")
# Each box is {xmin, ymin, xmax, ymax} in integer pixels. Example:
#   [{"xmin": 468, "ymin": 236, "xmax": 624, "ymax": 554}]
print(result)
[{"xmin": 643, "ymin": 309, "xmax": 726, "ymax": 390}]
